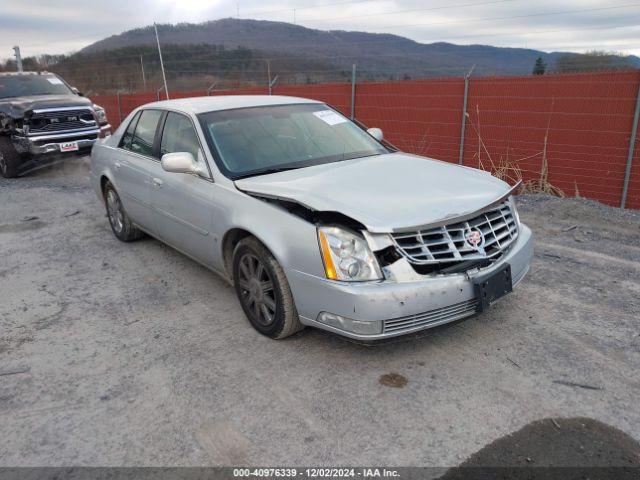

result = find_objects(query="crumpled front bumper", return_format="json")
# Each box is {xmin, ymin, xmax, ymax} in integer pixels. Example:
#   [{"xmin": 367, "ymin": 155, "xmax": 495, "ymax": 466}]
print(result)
[
  {"xmin": 13, "ymin": 125, "xmax": 111, "ymax": 155},
  {"xmin": 288, "ymin": 224, "xmax": 533, "ymax": 340}
]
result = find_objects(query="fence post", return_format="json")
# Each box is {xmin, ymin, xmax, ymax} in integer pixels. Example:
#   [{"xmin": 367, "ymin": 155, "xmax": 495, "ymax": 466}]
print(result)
[
  {"xmin": 269, "ymin": 76, "xmax": 278, "ymax": 96},
  {"xmin": 116, "ymin": 91, "xmax": 123, "ymax": 124},
  {"xmin": 458, "ymin": 67, "xmax": 474, "ymax": 165},
  {"xmin": 266, "ymin": 60, "xmax": 279, "ymax": 95},
  {"xmin": 621, "ymin": 79, "xmax": 640, "ymax": 209},
  {"xmin": 350, "ymin": 64, "xmax": 357, "ymax": 120}
]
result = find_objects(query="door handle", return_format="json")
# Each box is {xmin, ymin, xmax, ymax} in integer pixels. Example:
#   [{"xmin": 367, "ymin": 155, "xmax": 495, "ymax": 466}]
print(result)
[
  {"xmin": 114, "ymin": 162, "xmax": 121, "ymax": 170},
  {"xmin": 152, "ymin": 177, "xmax": 164, "ymax": 187}
]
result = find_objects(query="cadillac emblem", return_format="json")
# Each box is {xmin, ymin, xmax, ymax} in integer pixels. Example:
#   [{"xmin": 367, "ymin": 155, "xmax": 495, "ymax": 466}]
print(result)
[{"xmin": 465, "ymin": 228, "xmax": 485, "ymax": 254}]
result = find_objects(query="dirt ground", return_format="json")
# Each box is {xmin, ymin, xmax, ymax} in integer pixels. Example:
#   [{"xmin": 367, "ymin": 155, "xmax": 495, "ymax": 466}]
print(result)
[{"xmin": 0, "ymin": 156, "xmax": 639, "ymax": 468}]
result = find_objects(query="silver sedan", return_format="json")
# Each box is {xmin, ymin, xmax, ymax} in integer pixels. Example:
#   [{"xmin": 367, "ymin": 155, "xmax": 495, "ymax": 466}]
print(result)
[{"xmin": 90, "ymin": 95, "xmax": 533, "ymax": 340}]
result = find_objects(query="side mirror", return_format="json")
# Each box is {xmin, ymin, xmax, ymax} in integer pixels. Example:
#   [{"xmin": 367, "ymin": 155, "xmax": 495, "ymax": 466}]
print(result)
[
  {"xmin": 367, "ymin": 127, "xmax": 383, "ymax": 141},
  {"xmin": 71, "ymin": 87, "xmax": 84, "ymax": 96},
  {"xmin": 161, "ymin": 152, "xmax": 200, "ymax": 174}
]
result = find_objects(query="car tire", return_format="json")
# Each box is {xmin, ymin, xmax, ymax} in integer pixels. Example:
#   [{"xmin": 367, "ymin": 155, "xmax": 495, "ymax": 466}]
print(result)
[
  {"xmin": 0, "ymin": 136, "xmax": 21, "ymax": 178},
  {"xmin": 232, "ymin": 237, "xmax": 304, "ymax": 339},
  {"xmin": 103, "ymin": 181, "xmax": 144, "ymax": 242}
]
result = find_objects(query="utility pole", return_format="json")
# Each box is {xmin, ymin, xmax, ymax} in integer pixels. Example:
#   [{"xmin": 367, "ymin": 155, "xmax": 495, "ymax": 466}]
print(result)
[
  {"xmin": 140, "ymin": 55, "xmax": 147, "ymax": 91},
  {"xmin": 293, "ymin": 8, "xmax": 296, "ymax": 24},
  {"xmin": 237, "ymin": 2, "xmax": 240, "ymax": 18},
  {"xmin": 154, "ymin": 23, "xmax": 169, "ymax": 99},
  {"xmin": 350, "ymin": 64, "xmax": 357, "ymax": 120},
  {"xmin": 12, "ymin": 46, "xmax": 23, "ymax": 72}
]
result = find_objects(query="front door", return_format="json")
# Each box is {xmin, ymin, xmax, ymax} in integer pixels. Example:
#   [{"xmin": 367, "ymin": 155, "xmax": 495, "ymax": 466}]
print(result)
[{"xmin": 150, "ymin": 112, "xmax": 216, "ymax": 266}]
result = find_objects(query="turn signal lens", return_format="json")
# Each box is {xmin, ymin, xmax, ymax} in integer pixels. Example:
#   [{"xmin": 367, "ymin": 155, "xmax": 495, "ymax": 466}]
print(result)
[{"xmin": 318, "ymin": 229, "xmax": 338, "ymax": 280}]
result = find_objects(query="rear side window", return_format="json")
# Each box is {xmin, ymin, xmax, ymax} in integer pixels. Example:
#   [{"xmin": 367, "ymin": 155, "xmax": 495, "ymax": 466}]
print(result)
[
  {"xmin": 160, "ymin": 112, "xmax": 201, "ymax": 161},
  {"xmin": 120, "ymin": 111, "xmax": 141, "ymax": 150},
  {"xmin": 129, "ymin": 109, "xmax": 162, "ymax": 158}
]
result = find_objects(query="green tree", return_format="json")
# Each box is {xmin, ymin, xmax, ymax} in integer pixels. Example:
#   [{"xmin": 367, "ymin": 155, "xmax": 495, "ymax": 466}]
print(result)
[{"xmin": 532, "ymin": 57, "xmax": 546, "ymax": 75}]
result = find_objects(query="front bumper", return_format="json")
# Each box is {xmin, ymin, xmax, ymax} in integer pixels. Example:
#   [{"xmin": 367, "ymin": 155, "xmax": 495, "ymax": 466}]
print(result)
[
  {"xmin": 13, "ymin": 125, "xmax": 111, "ymax": 155},
  {"xmin": 289, "ymin": 224, "xmax": 533, "ymax": 340}
]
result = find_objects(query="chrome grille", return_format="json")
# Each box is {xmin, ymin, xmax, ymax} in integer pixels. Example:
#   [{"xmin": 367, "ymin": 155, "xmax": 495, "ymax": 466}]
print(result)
[
  {"xmin": 383, "ymin": 299, "xmax": 478, "ymax": 334},
  {"xmin": 28, "ymin": 108, "xmax": 96, "ymax": 134},
  {"xmin": 392, "ymin": 200, "xmax": 518, "ymax": 265}
]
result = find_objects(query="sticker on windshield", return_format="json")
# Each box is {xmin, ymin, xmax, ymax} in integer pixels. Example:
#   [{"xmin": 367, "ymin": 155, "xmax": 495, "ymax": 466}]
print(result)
[
  {"xmin": 313, "ymin": 110, "xmax": 348, "ymax": 126},
  {"xmin": 46, "ymin": 77, "xmax": 64, "ymax": 85}
]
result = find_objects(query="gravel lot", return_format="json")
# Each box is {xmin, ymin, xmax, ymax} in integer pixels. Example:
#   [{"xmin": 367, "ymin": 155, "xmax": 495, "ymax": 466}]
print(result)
[{"xmin": 1, "ymin": 156, "xmax": 639, "ymax": 467}]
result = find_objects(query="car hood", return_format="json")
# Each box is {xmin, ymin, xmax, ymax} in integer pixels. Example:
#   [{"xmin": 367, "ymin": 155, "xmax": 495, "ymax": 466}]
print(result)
[
  {"xmin": 235, "ymin": 152, "xmax": 514, "ymax": 233},
  {"xmin": 0, "ymin": 94, "xmax": 92, "ymax": 118}
]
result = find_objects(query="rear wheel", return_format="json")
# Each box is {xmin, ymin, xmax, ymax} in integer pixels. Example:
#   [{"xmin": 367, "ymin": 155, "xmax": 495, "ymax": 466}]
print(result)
[
  {"xmin": 0, "ymin": 137, "xmax": 21, "ymax": 178},
  {"xmin": 232, "ymin": 237, "xmax": 303, "ymax": 339},
  {"xmin": 103, "ymin": 181, "xmax": 144, "ymax": 242}
]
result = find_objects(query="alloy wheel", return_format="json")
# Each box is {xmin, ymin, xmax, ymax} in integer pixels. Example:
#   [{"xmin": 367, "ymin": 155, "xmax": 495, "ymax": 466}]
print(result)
[
  {"xmin": 237, "ymin": 253, "xmax": 277, "ymax": 326},
  {"xmin": 106, "ymin": 189, "xmax": 124, "ymax": 234}
]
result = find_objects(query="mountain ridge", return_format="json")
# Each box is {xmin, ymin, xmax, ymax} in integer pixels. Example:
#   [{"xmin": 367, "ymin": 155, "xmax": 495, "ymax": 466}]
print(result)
[{"xmin": 80, "ymin": 18, "xmax": 640, "ymax": 77}]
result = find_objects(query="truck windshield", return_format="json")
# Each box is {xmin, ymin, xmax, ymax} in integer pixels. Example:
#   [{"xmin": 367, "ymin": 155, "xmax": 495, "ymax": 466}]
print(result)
[
  {"xmin": 198, "ymin": 103, "xmax": 387, "ymax": 179},
  {"xmin": 0, "ymin": 75, "xmax": 74, "ymax": 99}
]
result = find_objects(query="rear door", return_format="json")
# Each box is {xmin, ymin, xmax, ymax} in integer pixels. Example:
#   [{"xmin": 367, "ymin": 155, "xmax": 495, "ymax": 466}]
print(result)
[
  {"xmin": 115, "ymin": 109, "xmax": 164, "ymax": 235},
  {"xmin": 150, "ymin": 111, "xmax": 216, "ymax": 266}
]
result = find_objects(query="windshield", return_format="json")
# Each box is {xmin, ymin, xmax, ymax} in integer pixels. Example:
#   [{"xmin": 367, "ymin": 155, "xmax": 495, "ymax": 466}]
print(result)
[
  {"xmin": 0, "ymin": 74, "xmax": 74, "ymax": 99},
  {"xmin": 198, "ymin": 103, "xmax": 387, "ymax": 178}
]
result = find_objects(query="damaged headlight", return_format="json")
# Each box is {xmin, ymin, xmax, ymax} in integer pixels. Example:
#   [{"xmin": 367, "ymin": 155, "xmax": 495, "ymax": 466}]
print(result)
[
  {"xmin": 317, "ymin": 226, "xmax": 383, "ymax": 281},
  {"xmin": 93, "ymin": 104, "xmax": 108, "ymax": 124}
]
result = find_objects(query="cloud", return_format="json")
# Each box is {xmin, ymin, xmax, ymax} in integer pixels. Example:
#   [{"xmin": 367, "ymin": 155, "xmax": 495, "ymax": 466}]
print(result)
[{"xmin": 1, "ymin": 0, "xmax": 638, "ymax": 61}]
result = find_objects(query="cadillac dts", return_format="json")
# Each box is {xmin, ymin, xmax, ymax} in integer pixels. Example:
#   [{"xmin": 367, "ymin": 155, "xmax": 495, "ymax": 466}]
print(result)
[{"xmin": 90, "ymin": 96, "xmax": 533, "ymax": 340}]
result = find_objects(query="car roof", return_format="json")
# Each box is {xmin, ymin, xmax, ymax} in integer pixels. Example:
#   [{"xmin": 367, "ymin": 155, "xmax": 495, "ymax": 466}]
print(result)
[{"xmin": 143, "ymin": 95, "xmax": 323, "ymax": 114}]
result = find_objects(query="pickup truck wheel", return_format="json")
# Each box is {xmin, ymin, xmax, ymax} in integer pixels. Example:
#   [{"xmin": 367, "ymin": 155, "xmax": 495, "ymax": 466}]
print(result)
[
  {"xmin": 103, "ymin": 181, "xmax": 144, "ymax": 242},
  {"xmin": 232, "ymin": 237, "xmax": 304, "ymax": 339},
  {"xmin": 0, "ymin": 137, "xmax": 21, "ymax": 178}
]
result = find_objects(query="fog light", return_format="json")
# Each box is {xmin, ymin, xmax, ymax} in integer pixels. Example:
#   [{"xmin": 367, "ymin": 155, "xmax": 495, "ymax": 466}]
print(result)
[{"xmin": 317, "ymin": 312, "xmax": 383, "ymax": 335}]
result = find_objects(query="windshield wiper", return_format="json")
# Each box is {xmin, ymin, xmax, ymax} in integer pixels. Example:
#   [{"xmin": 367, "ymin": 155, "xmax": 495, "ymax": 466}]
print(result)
[{"xmin": 235, "ymin": 166, "xmax": 302, "ymax": 179}]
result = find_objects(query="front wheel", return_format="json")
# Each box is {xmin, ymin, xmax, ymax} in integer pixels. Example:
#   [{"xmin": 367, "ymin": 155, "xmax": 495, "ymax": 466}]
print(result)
[
  {"xmin": 103, "ymin": 181, "xmax": 144, "ymax": 242},
  {"xmin": 232, "ymin": 237, "xmax": 304, "ymax": 339},
  {"xmin": 0, "ymin": 137, "xmax": 21, "ymax": 178}
]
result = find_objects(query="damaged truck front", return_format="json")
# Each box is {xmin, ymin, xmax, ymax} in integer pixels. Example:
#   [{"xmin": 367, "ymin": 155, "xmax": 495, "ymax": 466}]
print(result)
[{"xmin": 0, "ymin": 71, "xmax": 110, "ymax": 178}]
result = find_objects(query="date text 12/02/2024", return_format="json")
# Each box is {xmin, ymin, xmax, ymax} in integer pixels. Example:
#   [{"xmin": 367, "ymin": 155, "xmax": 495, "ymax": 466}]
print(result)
[{"xmin": 232, "ymin": 468, "xmax": 401, "ymax": 478}]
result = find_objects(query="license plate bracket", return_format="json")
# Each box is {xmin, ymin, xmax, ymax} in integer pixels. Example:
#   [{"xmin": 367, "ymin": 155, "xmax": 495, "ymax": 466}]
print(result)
[
  {"xmin": 60, "ymin": 141, "xmax": 79, "ymax": 152},
  {"xmin": 473, "ymin": 264, "xmax": 513, "ymax": 312}
]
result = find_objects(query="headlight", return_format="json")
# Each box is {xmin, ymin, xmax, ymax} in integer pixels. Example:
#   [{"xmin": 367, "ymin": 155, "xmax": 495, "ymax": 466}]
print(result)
[
  {"xmin": 93, "ymin": 104, "xmax": 107, "ymax": 123},
  {"xmin": 317, "ymin": 226, "xmax": 383, "ymax": 281}
]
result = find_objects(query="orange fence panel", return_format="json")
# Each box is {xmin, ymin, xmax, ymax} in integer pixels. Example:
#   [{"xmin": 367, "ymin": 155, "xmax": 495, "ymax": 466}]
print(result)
[{"xmin": 92, "ymin": 71, "xmax": 640, "ymax": 209}]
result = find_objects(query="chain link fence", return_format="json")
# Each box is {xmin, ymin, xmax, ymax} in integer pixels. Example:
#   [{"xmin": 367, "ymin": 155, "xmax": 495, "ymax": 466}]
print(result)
[{"xmin": 91, "ymin": 69, "xmax": 640, "ymax": 209}]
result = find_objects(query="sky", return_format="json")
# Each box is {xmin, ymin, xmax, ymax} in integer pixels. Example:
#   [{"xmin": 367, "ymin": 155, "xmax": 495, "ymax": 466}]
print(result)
[{"xmin": 1, "ymin": 0, "xmax": 639, "ymax": 61}]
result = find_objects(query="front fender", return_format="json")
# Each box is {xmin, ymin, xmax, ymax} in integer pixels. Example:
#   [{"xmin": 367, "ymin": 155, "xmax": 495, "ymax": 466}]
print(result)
[{"xmin": 214, "ymin": 185, "xmax": 326, "ymax": 280}]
